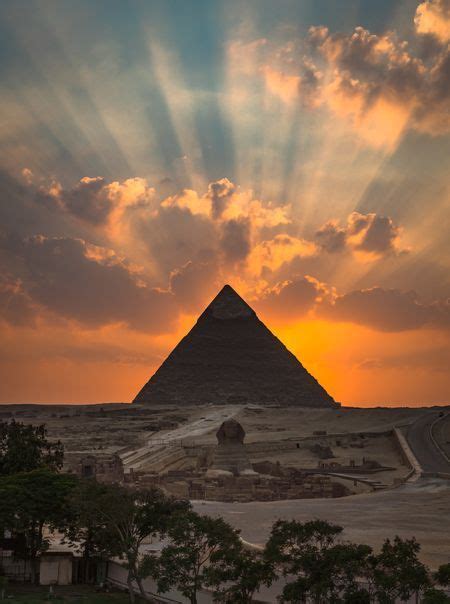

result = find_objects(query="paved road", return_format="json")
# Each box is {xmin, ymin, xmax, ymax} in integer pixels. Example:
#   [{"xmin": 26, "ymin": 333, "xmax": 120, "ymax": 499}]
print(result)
[{"xmin": 407, "ymin": 412, "xmax": 450, "ymax": 474}]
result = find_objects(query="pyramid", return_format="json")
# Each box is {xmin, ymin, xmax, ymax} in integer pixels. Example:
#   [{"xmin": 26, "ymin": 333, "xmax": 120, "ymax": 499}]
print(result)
[{"xmin": 133, "ymin": 285, "xmax": 336, "ymax": 407}]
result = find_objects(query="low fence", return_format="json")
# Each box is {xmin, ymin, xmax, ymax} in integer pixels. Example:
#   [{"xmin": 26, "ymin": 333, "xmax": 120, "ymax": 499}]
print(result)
[
  {"xmin": 0, "ymin": 551, "xmax": 31, "ymax": 582},
  {"xmin": 391, "ymin": 428, "xmax": 421, "ymax": 481}
]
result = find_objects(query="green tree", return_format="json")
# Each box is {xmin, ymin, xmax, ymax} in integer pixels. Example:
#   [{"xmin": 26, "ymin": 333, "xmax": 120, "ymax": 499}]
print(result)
[
  {"xmin": 0, "ymin": 469, "xmax": 77, "ymax": 584},
  {"xmin": 62, "ymin": 479, "xmax": 111, "ymax": 584},
  {"xmin": 371, "ymin": 536, "xmax": 431, "ymax": 603},
  {"xmin": 266, "ymin": 520, "xmax": 372, "ymax": 603},
  {"xmin": 435, "ymin": 564, "xmax": 450, "ymax": 588},
  {"xmin": 0, "ymin": 420, "xmax": 63, "ymax": 475},
  {"xmin": 212, "ymin": 547, "xmax": 277, "ymax": 603},
  {"xmin": 422, "ymin": 563, "xmax": 450, "ymax": 604},
  {"xmin": 64, "ymin": 482, "xmax": 190, "ymax": 602},
  {"xmin": 145, "ymin": 511, "xmax": 242, "ymax": 604},
  {"xmin": 422, "ymin": 587, "xmax": 450, "ymax": 603}
]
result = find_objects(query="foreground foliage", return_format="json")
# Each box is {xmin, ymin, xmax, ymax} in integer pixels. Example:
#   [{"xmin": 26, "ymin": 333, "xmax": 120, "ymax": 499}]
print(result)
[
  {"xmin": 0, "ymin": 469, "xmax": 78, "ymax": 584},
  {"xmin": 0, "ymin": 420, "xmax": 63, "ymax": 476}
]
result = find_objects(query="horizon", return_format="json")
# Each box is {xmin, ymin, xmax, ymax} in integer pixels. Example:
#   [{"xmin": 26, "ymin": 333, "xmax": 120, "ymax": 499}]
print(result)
[{"xmin": 0, "ymin": 0, "xmax": 449, "ymax": 406}]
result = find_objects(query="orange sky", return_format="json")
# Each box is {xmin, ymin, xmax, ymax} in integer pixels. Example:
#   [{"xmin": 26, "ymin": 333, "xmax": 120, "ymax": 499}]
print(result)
[{"xmin": 0, "ymin": 311, "xmax": 448, "ymax": 406}]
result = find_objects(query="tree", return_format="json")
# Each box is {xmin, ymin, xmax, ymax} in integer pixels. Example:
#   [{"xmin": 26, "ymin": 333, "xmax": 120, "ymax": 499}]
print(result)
[
  {"xmin": 266, "ymin": 519, "xmax": 372, "ymax": 603},
  {"xmin": 266, "ymin": 519, "xmax": 343, "ymax": 569},
  {"xmin": 0, "ymin": 469, "xmax": 78, "ymax": 584},
  {"xmin": 422, "ymin": 588, "xmax": 450, "ymax": 603},
  {"xmin": 64, "ymin": 482, "xmax": 190, "ymax": 603},
  {"xmin": 212, "ymin": 547, "xmax": 277, "ymax": 603},
  {"xmin": 371, "ymin": 536, "xmax": 431, "ymax": 603},
  {"xmin": 62, "ymin": 479, "xmax": 111, "ymax": 583},
  {"xmin": 422, "ymin": 563, "xmax": 450, "ymax": 604},
  {"xmin": 435, "ymin": 564, "xmax": 450, "ymax": 588},
  {"xmin": 0, "ymin": 420, "xmax": 63, "ymax": 475},
  {"xmin": 145, "ymin": 511, "xmax": 242, "ymax": 604}
]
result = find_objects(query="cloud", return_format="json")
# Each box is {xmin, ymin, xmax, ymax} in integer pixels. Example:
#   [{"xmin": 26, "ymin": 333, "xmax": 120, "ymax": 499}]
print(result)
[
  {"xmin": 56, "ymin": 176, "xmax": 111, "ymax": 225},
  {"xmin": 3, "ymin": 235, "xmax": 177, "ymax": 332},
  {"xmin": 415, "ymin": 0, "xmax": 450, "ymax": 43},
  {"xmin": 161, "ymin": 188, "xmax": 211, "ymax": 217},
  {"xmin": 347, "ymin": 212, "xmax": 404, "ymax": 255},
  {"xmin": 315, "ymin": 220, "xmax": 347, "ymax": 253},
  {"xmin": 0, "ymin": 170, "xmax": 430, "ymax": 338},
  {"xmin": 0, "ymin": 276, "xmax": 36, "ymax": 327},
  {"xmin": 256, "ymin": 275, "xmax": 329, "ymax": 320},
  {"xmin": 263, "ymin": 66, "xmax": 302, "ymax": 104},
  {"xmin": 260, "ymin": 10, "xmax": 450, "ymax": 146},
  {"xmin": 355, "ymin": 346, "xmax": 450, "ymax": 373},
  {"xmin": 220, "ymin": 217, "xmax": 251, "ymax": 264},
  {"xmin": 247, "ymin": 234, "xmax": 317, "ymax": 276},
  {"xmin": 139, "ymin": 204, "xmax": 217, "ymax": 277},
  {"xmin": 254, "ymin": 277, "xmax": 450, "ymax": 332},
  {"xmin": 321, "ymin": 287, "xmax": 450, "ymax": 331},
  {"xmin": 315, "ymin": 211, "xmax": 406, "ymax": 257},
  {"xmin": 36, "ymin": 175, "xmax": 156, "ymax": 227},
  {"xmin": 206, "ymin": 178, "xmax": 236, "ymax": 219}
]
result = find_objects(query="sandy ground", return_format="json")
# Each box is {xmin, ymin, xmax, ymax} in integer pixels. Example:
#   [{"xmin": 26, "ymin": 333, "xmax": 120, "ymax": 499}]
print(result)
[
  {"xmin": 194, "ymin": 476, "xmax": 450, "ymax": 568},
  {"xmin": 0, "ymin": 402, "xmax": 438, "ymax": 453}
]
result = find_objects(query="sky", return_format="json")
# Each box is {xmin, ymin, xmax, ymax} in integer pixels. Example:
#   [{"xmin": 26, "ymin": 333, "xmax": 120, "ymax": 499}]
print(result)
[{"xmin": 0, "ymin": 0, "xmax": 449, "ymax": 406}]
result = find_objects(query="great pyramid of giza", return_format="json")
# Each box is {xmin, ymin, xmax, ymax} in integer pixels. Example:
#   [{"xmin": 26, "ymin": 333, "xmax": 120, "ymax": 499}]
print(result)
[{"xmin": 133, "ymin": 284, "xmax": 336, "ymax": 407}]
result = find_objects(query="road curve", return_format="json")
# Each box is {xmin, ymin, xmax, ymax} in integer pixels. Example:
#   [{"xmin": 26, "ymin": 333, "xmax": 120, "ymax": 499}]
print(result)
[{"xmin": 407, "ymin": 412, "xmax": 450, "ymax": 474}]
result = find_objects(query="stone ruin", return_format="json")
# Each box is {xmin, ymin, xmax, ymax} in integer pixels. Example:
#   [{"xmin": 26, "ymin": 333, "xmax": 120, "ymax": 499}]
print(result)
[
  {"xmin": 127, "ymin": 419, "xmax": 351, "ymax": 502},
  {"xmin": 64, "ymin": 453, "xmax": 124, "ymax": 483},
  {"xmin": 208, "ymin": 419, "xmax": 254, "ymax": 476}
]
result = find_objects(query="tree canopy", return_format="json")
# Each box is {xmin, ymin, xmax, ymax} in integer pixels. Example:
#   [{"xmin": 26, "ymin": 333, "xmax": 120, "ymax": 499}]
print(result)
[
  {"xmin": 0, "ymin": 468, "xmax": 77, "ymax": 583},
  {"xmin": 144, "ymin": 511, "xmax": 242, "ymax": 604},
  {"xmin": 64, "ymin": 481, "xmax": 190, "ymax": 602},
  {"xmin": 0, "ymin": 420, "xmax": 63, "ymax": 475}
]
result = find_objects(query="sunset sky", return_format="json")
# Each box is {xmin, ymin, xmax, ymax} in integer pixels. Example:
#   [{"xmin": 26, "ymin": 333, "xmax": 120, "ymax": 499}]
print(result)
[{"xmin": 0, "ymin": 0, "xmax": 449, "ymax": 406}]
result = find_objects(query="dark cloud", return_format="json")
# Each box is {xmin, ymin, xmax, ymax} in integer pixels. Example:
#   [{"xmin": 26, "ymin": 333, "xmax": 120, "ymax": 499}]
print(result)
[
  {"xmin": 206, "ymin": 178, "xmax": 235, "ymax": 220},
  {"xmin": 57, "ymin": 176, "xmax": 112, "ymax": 225},
  {"xmin": 220, "ymin": 217, "xmax": 251, "ymax": 264},
  {"xmin": 321, "ymin": 287, "xmax": 450, "ymax": 331},
  {"xmin": 0, "ymin": 276, "xmax": 36, "ymax": 327},
  {"xmin": 0, "ymin": 338, "xmax": 160, "ymax": 365},
  {"xmin": 255, "ymin": 277, "xmax": 450, "ymax": 332},
  {"xmin": 348, "ymin": 212, "xmax": 402, "ymax": 254},
  {"xmin": 315, "ymin": 221, "xmax": 347, "ymax": 253},
  {"xmin": 315, "ymin": 212, "xmax": 405, "ymax": 256},
  {"xmin": 356, "ymin": 346, "xmax": 450, "ymax": 373},
  {"xmin": 4, "ymin": 235, "xmax": 177, "ymax": 332},
  {"xmin": 0, "ymin": 170, "xmax": 79, "ymax": 240},
  {"xmin": 139, "ymin": 205, "xmax": 217, "ymax": 276},
  {"xmin": 256, "ymin": 276, "xmax": 327, "ymax": 321}
]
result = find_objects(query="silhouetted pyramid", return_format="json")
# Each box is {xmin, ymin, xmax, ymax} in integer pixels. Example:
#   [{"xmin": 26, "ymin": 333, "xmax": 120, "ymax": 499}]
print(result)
[{"xmin": 133, "ymin": 285, "xmax": 336, "ymax": 407}]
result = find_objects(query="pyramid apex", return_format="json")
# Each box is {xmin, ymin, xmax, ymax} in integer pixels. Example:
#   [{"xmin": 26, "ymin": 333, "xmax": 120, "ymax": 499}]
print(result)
[{"xmin": 205, "ymin": 284, "xmax": 254, "ymax": 320}]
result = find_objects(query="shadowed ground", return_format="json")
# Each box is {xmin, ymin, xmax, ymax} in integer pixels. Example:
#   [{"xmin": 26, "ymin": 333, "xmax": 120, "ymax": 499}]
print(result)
[{"xmin": 194, "ymin": 476, "xmax": 450, "ymax": 568}]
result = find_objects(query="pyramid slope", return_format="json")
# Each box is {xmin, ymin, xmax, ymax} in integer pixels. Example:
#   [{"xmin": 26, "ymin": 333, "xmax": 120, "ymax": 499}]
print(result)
[{"xmin": 133, "ymin": 285, "xmax": 336, "ymax": 407}]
